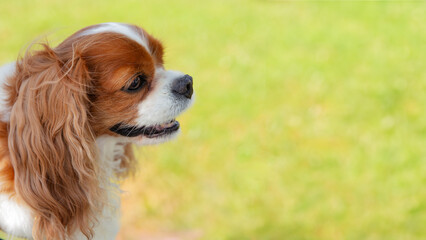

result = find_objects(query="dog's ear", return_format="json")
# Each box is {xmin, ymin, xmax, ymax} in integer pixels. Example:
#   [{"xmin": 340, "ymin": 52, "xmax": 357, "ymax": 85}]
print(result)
[{"xmin": 8, "ymin": 44, "xmax": 103, "ymax": 240}]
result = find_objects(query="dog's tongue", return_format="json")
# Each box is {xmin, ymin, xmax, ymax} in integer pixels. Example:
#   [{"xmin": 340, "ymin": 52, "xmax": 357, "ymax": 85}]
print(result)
[{"xmin": 155, "ymin": 120, "xmax": 176, "ymax": 131}]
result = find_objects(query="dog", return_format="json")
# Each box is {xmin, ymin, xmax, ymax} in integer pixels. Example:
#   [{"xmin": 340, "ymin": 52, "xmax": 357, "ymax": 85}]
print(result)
[{"xmin": 0, "ymin": 22, "xmax": 194, "ymax": 240}]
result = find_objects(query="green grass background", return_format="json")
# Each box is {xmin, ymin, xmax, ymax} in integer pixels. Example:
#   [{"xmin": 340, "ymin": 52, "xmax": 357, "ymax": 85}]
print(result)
[{"xmin": 1, "ymin": 0, "xmax": 426, "ymax": 239}]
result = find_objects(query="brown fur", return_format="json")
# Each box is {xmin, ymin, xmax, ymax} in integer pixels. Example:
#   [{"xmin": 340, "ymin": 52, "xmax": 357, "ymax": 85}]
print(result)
[
  {"xmin": 0, "ymin": 26, "xmax": 163, "ymax": 240},
  {"xmin": 0, "ymin": 122, "xmax": 14, "ymax": 194}
]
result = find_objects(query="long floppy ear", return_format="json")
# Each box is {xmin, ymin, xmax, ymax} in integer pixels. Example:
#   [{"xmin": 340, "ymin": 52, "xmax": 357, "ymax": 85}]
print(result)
[{"xmin": 8, "ymin": 44, "xmax": 103, "ymax": 240}]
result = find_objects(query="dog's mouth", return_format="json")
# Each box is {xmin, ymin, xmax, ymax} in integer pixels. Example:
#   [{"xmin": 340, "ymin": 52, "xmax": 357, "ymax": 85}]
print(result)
[{"xmin": 110, "ymin": 119, "xmax": 180, "ymax": 138}]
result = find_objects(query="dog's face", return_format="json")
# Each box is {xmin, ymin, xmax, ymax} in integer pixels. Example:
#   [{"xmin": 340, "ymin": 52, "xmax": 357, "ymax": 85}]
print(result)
[{"xmin": 63, "ymin": 23, "xmax": 194, "ymax": 145}]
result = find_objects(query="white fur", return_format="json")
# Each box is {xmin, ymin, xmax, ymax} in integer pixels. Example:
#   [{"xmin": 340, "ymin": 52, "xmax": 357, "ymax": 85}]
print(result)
[
  {"xmin": 96, "ymin": 135, "xmax": 131, "ymax": 177},
  {"xmin": 79, "ymin": 22, "xmax": 150, "ymax": 53},
  {"xmin": 72, "ymin": 136, "xmax": 126, "ymax": 240},
  {"xmin": 0, "ymin": 194, "xmax": 34, "ymax": 239},
  {"xmin": 0, "ymin": 62, "xmax": 15, "ymax": 122}
]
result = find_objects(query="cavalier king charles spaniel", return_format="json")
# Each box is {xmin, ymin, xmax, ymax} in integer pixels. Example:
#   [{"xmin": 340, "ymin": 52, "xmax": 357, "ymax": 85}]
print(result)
[{"xmin": 0, "ymin": 22, "xmax": 194, "ymax": 240}]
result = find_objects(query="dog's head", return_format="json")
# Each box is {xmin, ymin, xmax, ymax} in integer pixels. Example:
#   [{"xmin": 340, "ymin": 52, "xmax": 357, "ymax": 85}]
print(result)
[
  {"xmin": 70, "ymin": 22, "xmax": 194, "ymax": 144},
  {"xmin": 5, "ymin": 23, "xmax": 193, "ymax": 239}
]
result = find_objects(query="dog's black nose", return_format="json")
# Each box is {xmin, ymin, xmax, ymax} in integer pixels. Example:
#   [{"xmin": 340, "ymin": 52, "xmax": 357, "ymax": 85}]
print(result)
[{"xmin": 172, "ymin": 74, "xmax": 193, "ymax": 99}]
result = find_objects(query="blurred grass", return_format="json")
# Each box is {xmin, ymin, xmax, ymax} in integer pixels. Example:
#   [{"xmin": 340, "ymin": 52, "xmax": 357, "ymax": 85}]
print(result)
[{"xmin": 1, "ymin": 0, "xmax": 426, "ymax": 239}]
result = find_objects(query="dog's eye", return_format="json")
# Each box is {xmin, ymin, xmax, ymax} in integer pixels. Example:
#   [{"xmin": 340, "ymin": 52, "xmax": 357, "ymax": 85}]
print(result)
[{"xmin": 123, "ymin": 74, "xmax": 147, "ymax": 93}]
